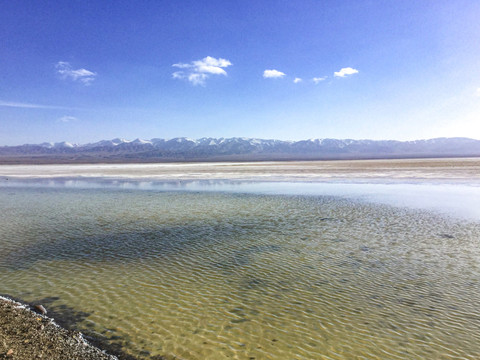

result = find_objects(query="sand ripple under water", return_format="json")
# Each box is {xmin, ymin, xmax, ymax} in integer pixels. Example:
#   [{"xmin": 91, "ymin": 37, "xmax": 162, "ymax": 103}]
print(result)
[{"xmin": 1, "ymin": 186, "xmax": 480, "ymax": 359}]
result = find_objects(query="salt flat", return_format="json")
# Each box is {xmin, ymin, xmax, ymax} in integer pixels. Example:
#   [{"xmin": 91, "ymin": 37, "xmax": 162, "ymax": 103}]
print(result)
[{"xmin": 1, "ymin": 158, "xmax": 480, "ymax": 182}]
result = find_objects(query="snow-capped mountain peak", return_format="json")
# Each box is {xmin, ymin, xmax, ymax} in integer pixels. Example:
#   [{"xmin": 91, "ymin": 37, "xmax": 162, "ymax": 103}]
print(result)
[{"xmin": 2, "ymin": 137, "xmax": 480, "ymax": 163}]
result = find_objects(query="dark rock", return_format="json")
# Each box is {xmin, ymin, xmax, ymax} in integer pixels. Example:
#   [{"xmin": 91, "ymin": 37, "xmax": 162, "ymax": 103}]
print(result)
[{"xmin": 439, "ymin": 233, "xmax": 455, "ymax": 239}]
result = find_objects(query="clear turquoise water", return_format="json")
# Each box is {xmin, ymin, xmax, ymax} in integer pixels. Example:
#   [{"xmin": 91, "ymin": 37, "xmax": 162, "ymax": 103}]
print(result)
[{"xmin": 1, "ymin": 182, "xmax": 480, "ymax": 359}]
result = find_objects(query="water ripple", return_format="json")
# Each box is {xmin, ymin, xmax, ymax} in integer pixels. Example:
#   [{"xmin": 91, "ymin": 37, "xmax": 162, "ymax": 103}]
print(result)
[{"xmin": 1, "ymin": 187, "xmax": 480, "ymax": 359}]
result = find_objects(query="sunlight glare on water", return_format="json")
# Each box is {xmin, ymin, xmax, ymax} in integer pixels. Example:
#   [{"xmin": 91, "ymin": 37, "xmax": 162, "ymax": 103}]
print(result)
[{"xmin": 1, "ymin": 183, "xmax": 480, "ymax": 359}]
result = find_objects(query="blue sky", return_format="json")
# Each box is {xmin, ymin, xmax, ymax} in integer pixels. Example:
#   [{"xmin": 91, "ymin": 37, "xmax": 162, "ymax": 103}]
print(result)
[{"xmin": 1, "ymin": 0, "xmax": 480, "ymax": 145}]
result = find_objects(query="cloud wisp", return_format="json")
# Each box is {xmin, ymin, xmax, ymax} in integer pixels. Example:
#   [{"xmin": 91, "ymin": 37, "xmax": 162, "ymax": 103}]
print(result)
[
  {"xmin": 334, "ymin": 67, "xmax": 359, "ymax": 78},
  {"xmin": 56, "ymin": 61, "xmax": 97, "ymax": 85},
  {"xmin": 172, "ymin": 56, "xmax": 232, "ymax": 86},
  {"xmin": 58, "ymin": 115, "xmax": 78, "ymax": 123},
  {"xmin": 312, "ymin": 77, "xmax": 327, "ymax": 84},
  {"xmin": 0, "ymin": 100, "xmax": 70, "ymax": 110},
  {"xmin": 263, "ymin": 69, "xmax": 286, "ymax": 79},
  {"xmin": 293, "ymin": 77, "xmax": 302, "ymax": 83}
]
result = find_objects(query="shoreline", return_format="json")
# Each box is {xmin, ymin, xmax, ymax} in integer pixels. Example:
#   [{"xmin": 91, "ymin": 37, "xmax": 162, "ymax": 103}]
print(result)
[
  {"xmin": 0, "ymin": 296, "xmax": 118, "ymax": 360},
  {"xmin": 1, "ymin": 158, "xmax": 480, "ymax": 183}
]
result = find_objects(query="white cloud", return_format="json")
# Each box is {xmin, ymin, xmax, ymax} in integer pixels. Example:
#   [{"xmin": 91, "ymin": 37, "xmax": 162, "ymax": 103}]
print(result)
[
  {"xmin": 0, "ymin": 100, "xmax": 69, "ymax": 109},
  {"xmin": 312, "ymin": 77, "xmax": 327, "ymax": 84},
  {"xmin": 475, "ymin": 88, "xmax": 480, "ymax": 97},
  {"xmin": 172, "ymin": 56, "xmax": 232, "ymax": 86},
  {"xmin": 56, "ymin": 61, "xmax": 97, "ymax": 85},
  {"xmin": 58, "ymin": 115, "xmax": 78, "ymax": 123},
  {"xmin": 188, "ymin": 73, "xmax": 208, "ymax": 86},
  {"xmin": 334, "ymin": 67, "xmax": 359, "ymax": 78},
  {"xmin": 263, "ymin": 69, "xmax": 286, "ymax": 79},
  {"xmin": 293, "ymin": 77, "xmax": 302, "ymax": 83}
]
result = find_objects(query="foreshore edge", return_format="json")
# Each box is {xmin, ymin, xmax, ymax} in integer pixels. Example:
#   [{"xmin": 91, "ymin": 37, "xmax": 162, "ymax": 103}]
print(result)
[{"xmin": 0, "ymin": 295, "xmax": 118, "ymax": 360}]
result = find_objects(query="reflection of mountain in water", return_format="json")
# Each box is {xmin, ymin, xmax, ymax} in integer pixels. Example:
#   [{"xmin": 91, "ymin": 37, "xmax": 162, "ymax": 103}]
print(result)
[{"xmin": 1, "ymin": 137, "xmax": 480, "ymax": 163}]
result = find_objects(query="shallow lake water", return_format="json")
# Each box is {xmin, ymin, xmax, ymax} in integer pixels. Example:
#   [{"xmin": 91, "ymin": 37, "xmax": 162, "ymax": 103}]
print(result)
[{"xmin": 1, "ymin": 180, "xmax": 480, "ymax": 359}]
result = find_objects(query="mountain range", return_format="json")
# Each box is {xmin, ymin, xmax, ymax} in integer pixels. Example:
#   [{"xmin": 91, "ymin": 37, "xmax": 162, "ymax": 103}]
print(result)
[{"xmin": 1, "ymin": 137, "xmax": 480, "ymax": 164}]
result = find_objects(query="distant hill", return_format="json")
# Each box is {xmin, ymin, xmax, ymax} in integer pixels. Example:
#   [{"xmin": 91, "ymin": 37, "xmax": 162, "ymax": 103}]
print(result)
[{"xmin": 1, "ymin": 137, "xmax": 480, "ymax": 164}]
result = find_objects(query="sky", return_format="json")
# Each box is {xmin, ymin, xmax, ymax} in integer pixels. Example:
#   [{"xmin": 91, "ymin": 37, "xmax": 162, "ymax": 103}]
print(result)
[{"xmin": 1, "ymin": 0, "xmax": 480, "ymax": 146}]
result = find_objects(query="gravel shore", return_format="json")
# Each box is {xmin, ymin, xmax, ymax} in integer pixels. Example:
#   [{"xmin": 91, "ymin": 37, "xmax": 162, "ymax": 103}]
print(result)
[{"xmin": 0, "ymin": 296, "xmax": 117, "ymax": 360}]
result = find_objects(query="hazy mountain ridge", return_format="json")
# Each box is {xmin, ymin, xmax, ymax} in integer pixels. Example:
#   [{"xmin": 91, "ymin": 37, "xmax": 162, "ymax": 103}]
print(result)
[{"xmin": 1, "ymin": 137, "xmax": 480, "ymax": 164}]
